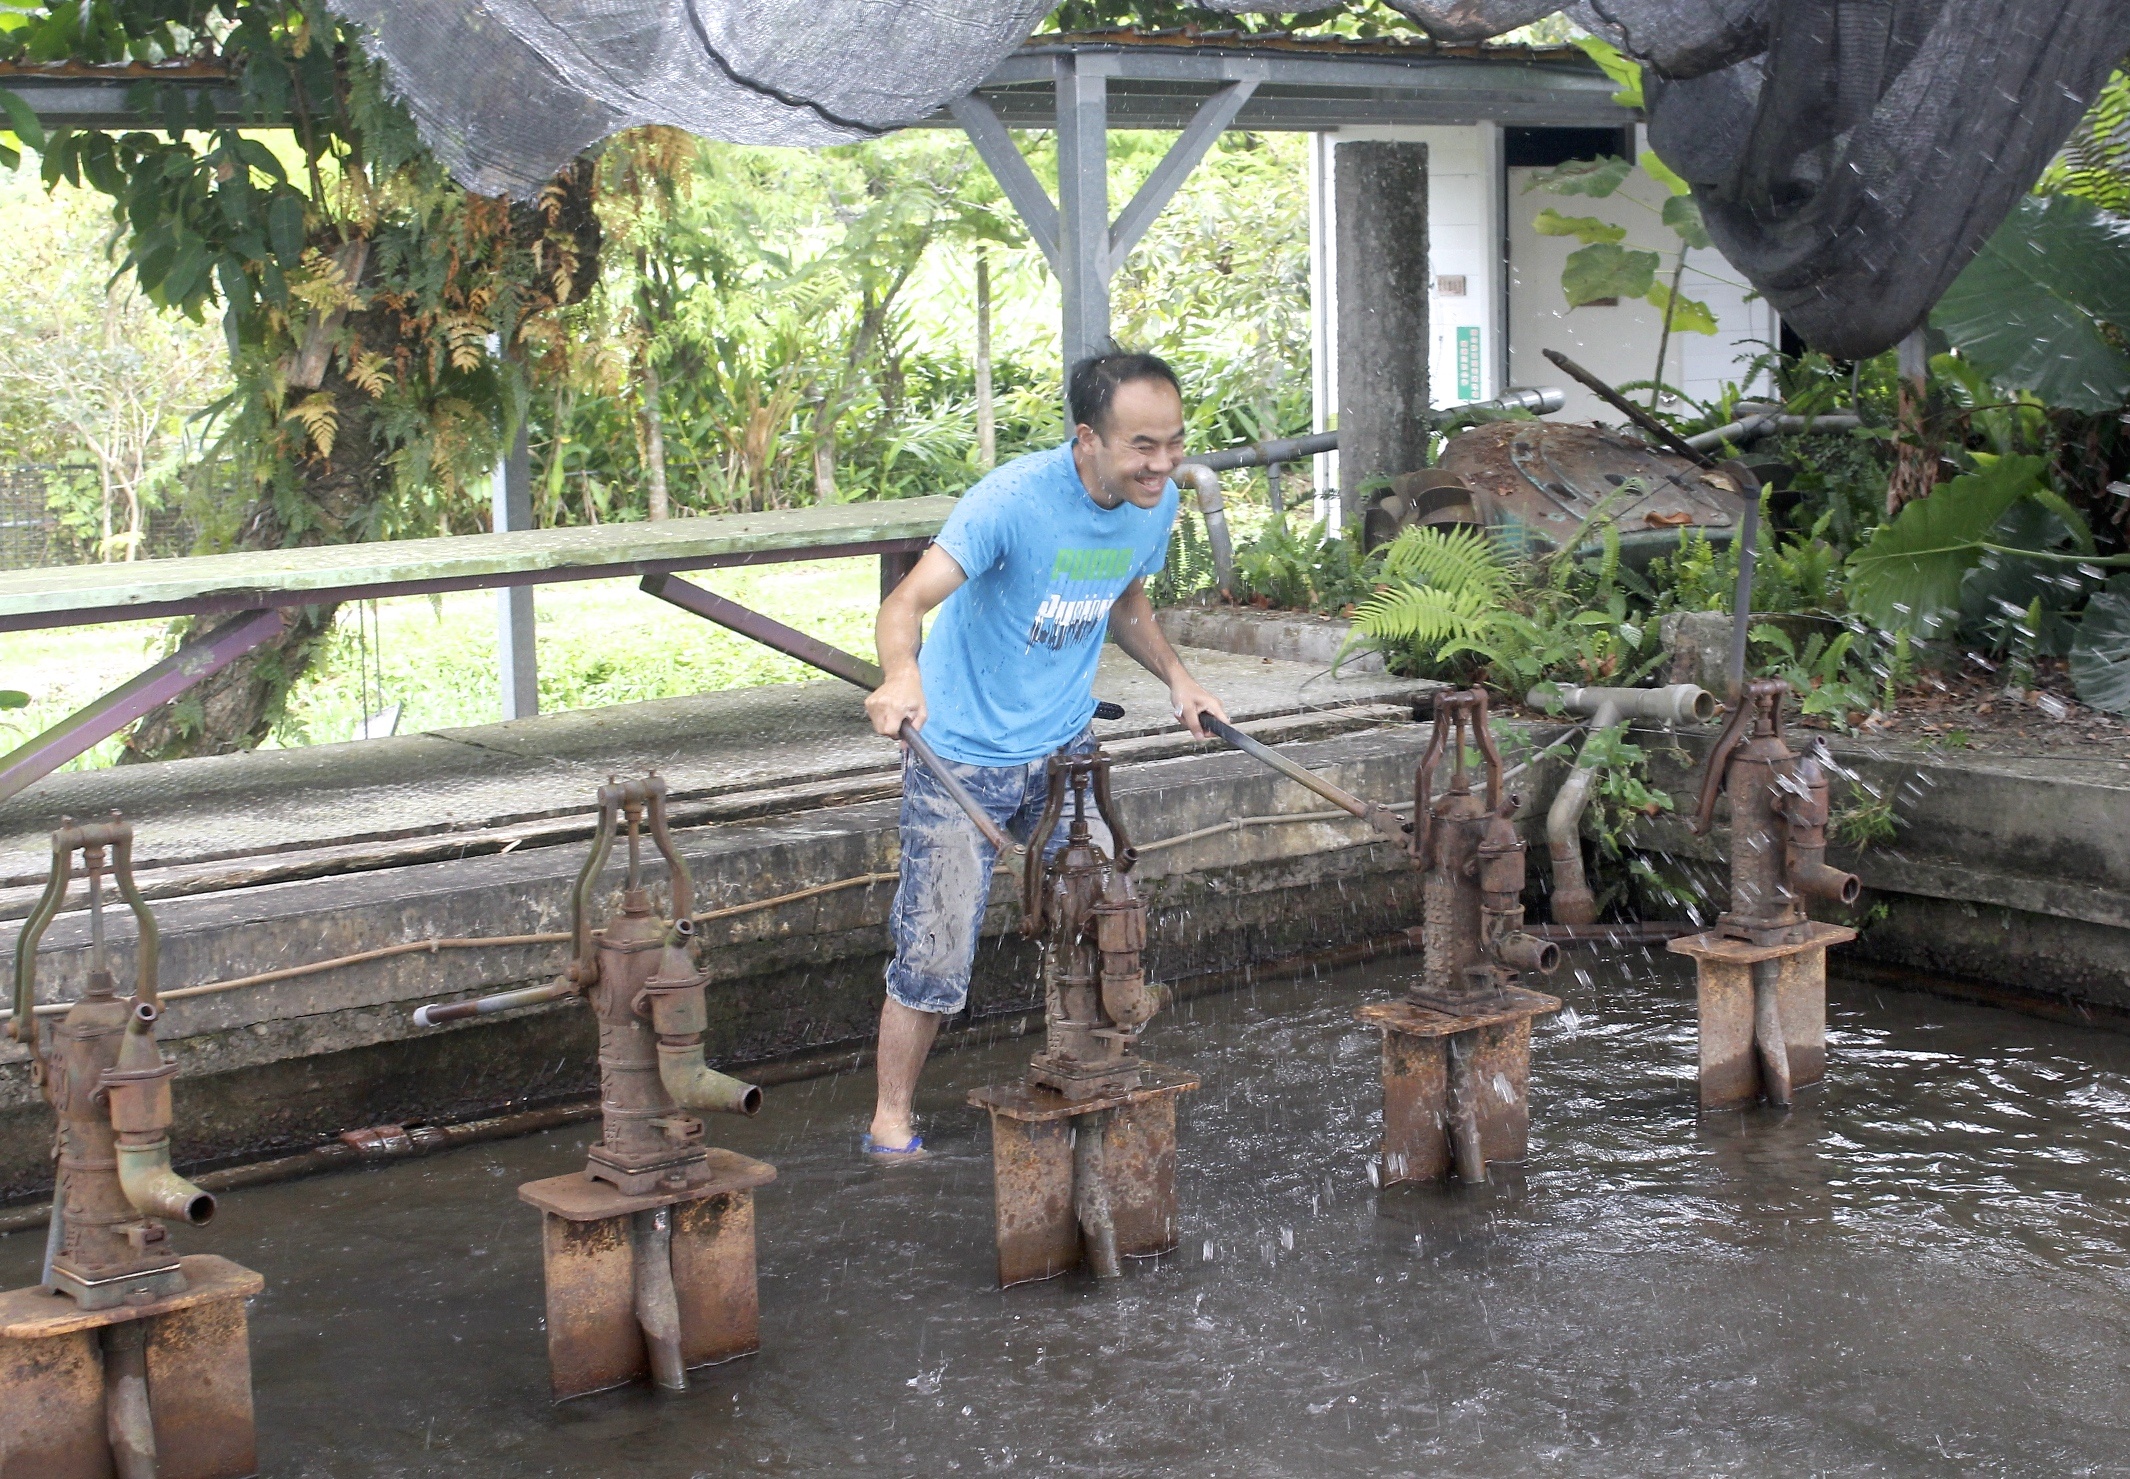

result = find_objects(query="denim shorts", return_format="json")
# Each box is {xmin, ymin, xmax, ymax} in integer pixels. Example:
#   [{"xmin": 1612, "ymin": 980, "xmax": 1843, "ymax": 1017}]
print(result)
[{"xmin": 884, "ymin": 728, "xmax": 1099, "ymax": 1015}]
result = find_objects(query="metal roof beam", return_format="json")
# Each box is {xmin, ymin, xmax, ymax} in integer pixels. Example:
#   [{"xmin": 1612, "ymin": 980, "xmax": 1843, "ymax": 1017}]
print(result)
[
  {"xmin": 947, "ymin": 93, "xmax": 1059, "ymax": 272},
  {"xmin": 1106, "ymin": 74, "xmax": 1258, "ymax": 277}
]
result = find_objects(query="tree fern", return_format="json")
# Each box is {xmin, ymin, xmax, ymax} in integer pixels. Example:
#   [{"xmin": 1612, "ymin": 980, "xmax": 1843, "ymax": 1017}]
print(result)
[{"xmin": 2042, "ymin": 68, "xmax": 2130, "ymax": 215}]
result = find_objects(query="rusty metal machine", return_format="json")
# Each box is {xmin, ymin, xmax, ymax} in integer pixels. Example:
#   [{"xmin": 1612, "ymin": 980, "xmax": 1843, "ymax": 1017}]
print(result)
[
  {"xmin": 0, "ymin": 814, "xmax": 261, "ymax": 1479},
  {"xmin": 966, "ymin": 749, "xmax": 1197, "ymax": 1287},
  {"xmin": 1669, "ymin": 679, "xmax": 1860, "ymax": 1110},
  {"xmin": 1357, "ymin": 690, "xmax": 1563, "ymax": 1186},
  {"xmin": 417, "ymin": 775, "xmax": 773, "ymax": 1399}
]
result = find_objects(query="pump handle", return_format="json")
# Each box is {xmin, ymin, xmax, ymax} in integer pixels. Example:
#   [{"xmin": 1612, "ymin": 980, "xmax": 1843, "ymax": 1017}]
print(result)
[{"xmin": 1690, "ymin": 679, "xmax": 1791, "ymax": 835}]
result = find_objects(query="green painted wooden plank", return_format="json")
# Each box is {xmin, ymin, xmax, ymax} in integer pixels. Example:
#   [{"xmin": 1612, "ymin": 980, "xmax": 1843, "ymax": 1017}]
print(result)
[{"xmin": 0, "ymin": 496, "xmax": 956, "ymax": 622}]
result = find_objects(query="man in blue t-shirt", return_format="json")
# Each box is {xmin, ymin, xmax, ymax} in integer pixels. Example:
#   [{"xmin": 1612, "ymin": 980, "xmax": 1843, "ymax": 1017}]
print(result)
[{"xmin": 858, "ymin": 352, "xmax": 1228, "ymax": 1159}]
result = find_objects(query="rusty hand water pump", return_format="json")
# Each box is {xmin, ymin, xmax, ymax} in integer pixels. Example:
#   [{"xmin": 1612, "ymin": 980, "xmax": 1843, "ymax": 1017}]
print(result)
[
  {"xmin": 501, "ymin": 774, "xmax": 776, "ymax": 1400},
  {"xmin": 968, "ymin": 746, "xmax": 1196, "ymax": 1288},
  {"xmin": 1020, "ymin": 751, "xmax": 1160, "ymax": 1099},
  {"xmin": 1, "ymin": 813, "xmax": 262, "ymax": 1479},
  {"xmin": 1359, "ymin": 689, "xmax": 1562, "ymax": 1187},
  {"xmin": 1408, "ymin": 688, "xmax": 1561, "ymax": 1012},
  {"xmin": 1691, "ymin": 678, "xmax": 1861, "ymax": 944},
  {"xmin": 560, "ymin": 774, "xmax": 762, "ymax": 1195},
  {"xmin": 11, "ymin": 818, "xmax": 211, "ymax": 1310},
  {"xmin": 1669, "ymin": 679, "xmax": 1861, "ymax": 1110}
]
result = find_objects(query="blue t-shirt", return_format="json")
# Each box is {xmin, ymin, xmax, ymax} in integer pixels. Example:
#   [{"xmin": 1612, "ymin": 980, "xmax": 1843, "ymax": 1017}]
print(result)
[{"xmin": 919, "ymin": 441, "xmax": 1178, "ymax": 766}]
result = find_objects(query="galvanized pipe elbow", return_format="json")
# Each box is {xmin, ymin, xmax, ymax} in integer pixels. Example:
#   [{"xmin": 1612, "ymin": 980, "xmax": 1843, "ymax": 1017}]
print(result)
[
  {"xmin": 1542, "ymin": 700, "xmax": 1619, "ymax": 927},
  {"xmin": 1548, "ymin": 684, "xmax": 1716, "ymax": 727},
  {"xmin": 656, "ymin": 1039, "xmax": 762, "ymax": 1116},
  {"xmin": 1175, "ymin": 462, "xmax": 1236, "ymax": 595},
  {"xmin": 116, "ymin": 1137, "xmax": 214, "ymax": 1226}
]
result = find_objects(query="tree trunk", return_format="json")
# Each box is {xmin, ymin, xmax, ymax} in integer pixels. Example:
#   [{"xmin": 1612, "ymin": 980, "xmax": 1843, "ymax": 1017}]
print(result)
[
  {"xmin": 1886, "ymin": 327, "xmax": 1937, "ymax": 516},
  {"xmin": 975, "ymin": 248, "xmax": 996, "ymax": 472},
  {"xmin": 811, "ymin": 418, "xmax": 837, "ymax": 505},
  {"xmin": 642, "ymin": 350, "xmax": 669, "ymax": 521}
]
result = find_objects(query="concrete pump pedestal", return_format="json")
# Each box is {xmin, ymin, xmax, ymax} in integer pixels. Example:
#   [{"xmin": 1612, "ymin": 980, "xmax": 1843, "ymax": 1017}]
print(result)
[
  {"xmin": 0, "ymin": 1254, "xmax": 262, "ymax": 1479},
  {"xmin": 969, "ymin": 1064, "xmax": 1197, "ymax": 1288},
  {"xmin": 518, "ymin": 1149, "xmax": 776, "ymax": 1401},
  {"xmin": 1359, "ymin": 988, "xmax": 1561, "ymax": 1186},
  {"xmin": 1668, "ymin": 923, "xmax": 1856, "ymax": 1111}
]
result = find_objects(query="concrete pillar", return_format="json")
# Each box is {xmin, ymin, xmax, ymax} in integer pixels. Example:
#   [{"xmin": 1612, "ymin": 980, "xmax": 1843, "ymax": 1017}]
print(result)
[
  {"xmin": 1055, "ymin": 54, "xmax": 1112, "ymax": 378},
  {"xmin": 493, "ymin": 421, "xmax": 537, "ymax": 721},
  {"xmin": 1335, "ymin": 141, "xmax": 1431, "ymax": 528}
]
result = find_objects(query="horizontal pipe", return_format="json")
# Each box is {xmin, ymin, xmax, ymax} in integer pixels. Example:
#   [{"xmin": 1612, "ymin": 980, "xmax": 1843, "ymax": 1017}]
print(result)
[
  {"xmin": 1546, "ymin": 684, "xmax": 1715, "ymax": 727},
  {"xmin": 1180, "ymin": 388, "xmax": 1565, "ymax": 473},
  {"xmin": 1684, "ymin": 413, "xmax": 1862, "ymax": 452},
  {"xmin": 412, "ymin": 978, "xmax": 575, "ymax": 1027},
  {"xmin": 1529, "ymin": 921, "xmax": 1697, "ymax": 944}
]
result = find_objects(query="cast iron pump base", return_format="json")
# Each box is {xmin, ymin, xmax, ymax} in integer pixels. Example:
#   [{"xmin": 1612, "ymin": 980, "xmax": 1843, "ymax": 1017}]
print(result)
[
  {"xmin": 520, "ymin": 776, "xmax": 774, "ymax": 1400},
  {"xmin": 969, "ymin": 748, "xmax": 1195, "ymax": 1286},
  {"xmin": 1363, "ymin": 690, "xmax": 1560, "ymax": 1188},
  {"xmin": 0, "ymin": 815, "xmax": 259, "ymax": 1479}
]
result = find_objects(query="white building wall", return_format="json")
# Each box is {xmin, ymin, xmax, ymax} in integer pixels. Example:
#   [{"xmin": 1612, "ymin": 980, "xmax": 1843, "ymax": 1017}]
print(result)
[{"xmin": 1309, "ymin": 123, "xmax": 1777, "ymax": 504}]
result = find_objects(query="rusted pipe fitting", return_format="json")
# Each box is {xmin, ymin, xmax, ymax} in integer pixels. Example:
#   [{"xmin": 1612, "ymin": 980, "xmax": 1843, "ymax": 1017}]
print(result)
[
  {"xmin": 1774, "ymin": 753, "xmax": 1860, "ymax": 905},
  {"xmin": 107, "ymin": 1005, "xmax": 215, "ymax": 1225},
  {"xmin": 656, "ymin": 1042, "xmax": 763, "ymax": 1117},
  {"xmin": 1491, "ymin": 932, "xmax": 1561, "ymax": 975}
]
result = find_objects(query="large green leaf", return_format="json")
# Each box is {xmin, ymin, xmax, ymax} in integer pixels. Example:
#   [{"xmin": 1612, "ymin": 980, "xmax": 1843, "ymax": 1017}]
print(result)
[
  {"xmin": 0, "ymin": 85, "xmax": 46, "ymax": 151},
  {"xmin": 1845, "ymin": 455, "xmax": 2049, "ymax": 627},
  {"xmin": 1660, "ymin": 193, "xmax": 1710, "ymax": 249},
  {"xmin": 1523, "ymin": 155, "xmax": 1633, "ymax": 199},
  {"xmin": 1533, "ymin": 208, "xmax": 1624, "ymax": 245},
  {"xmin": 1562, "ymin": 242, "xmax": 1658, "ymax": 306},
  {"xmin": 1647, "ymin": 279, "xmax": 1717, "ymax": 335},
  {"xmin": 1932, "ymin": 194, "xmax": 2130, "ymax": 412},
  {"xmin": 2070, "ymin": 590, "xmax": 2130, "ymax": 715}
]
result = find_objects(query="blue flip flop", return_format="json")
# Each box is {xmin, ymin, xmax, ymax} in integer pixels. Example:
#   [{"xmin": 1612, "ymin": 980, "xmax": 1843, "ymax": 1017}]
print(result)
[{"xmin": 861, "ymin": 1132, "xmax": 929, "ymax": 1162}]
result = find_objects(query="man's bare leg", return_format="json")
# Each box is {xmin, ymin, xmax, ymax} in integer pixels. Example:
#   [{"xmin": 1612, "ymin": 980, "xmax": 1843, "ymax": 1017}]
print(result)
[{"xmin": 870, "ymin": 996, "xmax": 946, "ymax": 1147}]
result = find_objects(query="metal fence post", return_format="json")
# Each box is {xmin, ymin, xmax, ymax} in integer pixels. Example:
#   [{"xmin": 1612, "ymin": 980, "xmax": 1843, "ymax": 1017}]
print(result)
[{"xmin": 493, "ymin": 420, "xmax": 537, "ymax": 720}]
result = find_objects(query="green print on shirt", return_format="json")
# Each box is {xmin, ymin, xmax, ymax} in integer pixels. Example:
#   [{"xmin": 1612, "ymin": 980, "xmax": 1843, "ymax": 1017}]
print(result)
[{"xmin": 1051, "ymin": 547, "xmax": 1135, "ymax": 582}]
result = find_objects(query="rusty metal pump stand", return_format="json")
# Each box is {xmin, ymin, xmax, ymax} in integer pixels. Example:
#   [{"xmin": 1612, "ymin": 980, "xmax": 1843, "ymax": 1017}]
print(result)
[
  {"xmin": 1360, "ymin": 691, "xmax": 1563, "ymax": 1187},
  {"xmin": 508, "ymin": 776, "xmax": 775, "ymax": 1400},
  {"xmin": 1669, "ymin": 680, "xmax": 1859, "ymax": 1110},
  {"xmin": 968, "ymin": 750, "xmax": 1197, "ymax": 1287},
  {"xmin": 0, "ymin": 814, "xmax": 260, "ymax": 1479}
]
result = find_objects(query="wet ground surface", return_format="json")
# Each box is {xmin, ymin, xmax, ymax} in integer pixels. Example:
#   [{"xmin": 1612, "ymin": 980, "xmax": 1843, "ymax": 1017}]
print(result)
[{"xmin": 7, "ymin": 951, "xmax": 2130, "ymax": 1477}]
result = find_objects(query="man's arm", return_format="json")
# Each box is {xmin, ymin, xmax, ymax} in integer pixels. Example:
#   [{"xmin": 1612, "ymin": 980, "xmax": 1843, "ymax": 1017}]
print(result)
[
  {"xmin": 1108, "ymin": 578, "xmax": 1229, "ymax": 738},
  {"xmin": 864, "ymin": 545, "xmax": 967, "ymax": 740}
]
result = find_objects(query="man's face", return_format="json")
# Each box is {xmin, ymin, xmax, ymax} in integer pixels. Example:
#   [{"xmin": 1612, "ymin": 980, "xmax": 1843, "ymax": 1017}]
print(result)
[{"xmin": 1075, "ymin": 378, "xmax": 1187, "ymax": 510}]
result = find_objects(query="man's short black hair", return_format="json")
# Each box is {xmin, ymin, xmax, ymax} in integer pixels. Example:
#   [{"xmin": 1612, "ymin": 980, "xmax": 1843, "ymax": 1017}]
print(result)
[{"xmin": 1067, "ymin": 351, "xmax": 1182, "ymax": 433}]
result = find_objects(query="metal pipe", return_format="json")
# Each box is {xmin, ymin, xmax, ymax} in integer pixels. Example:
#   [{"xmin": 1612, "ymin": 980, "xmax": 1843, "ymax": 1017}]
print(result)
[
  {"xmin": 1179, "ymin": 390, "xmax": 1565, "ymax": 476},
  {"xmin": 102, "ymin": 1319, "xmax": 158, "ymax": 1479},
  {"xmin": 1538, "ymin": 686, "xmax": 1715, "ymax": 927},
  {"xmin": 1444, "ymin": 1034, "xmax": 1487, "ymax": 1185},
  {"xmin": 631, "ymin": 1207, "xmax": 687, "ymax": 1392},
  {"xmin": 1543, "ymin": 349, "xmax": 1719, "ymax": 469},
  {"xmin": 1542, "ymin": 698, "xmax": 1618, "ymax": 927},
  {"xmin": 411, "ymin": 978, "xmax": 575, "ymax": 1027},
  {"xmin": 1727, "ymin": 497, "xmax": 1759, "ymax": 702},
  {"xmin": 115, "ymin": 1139, "xmax": 214, "ymax": 1226},
  {"xmin": 1751, "ymin": 960, "xmax": 1793, "ymax": 1107},
  {"xmin": 655, "ymin": 1040, "xmax": 762, "ymax": 1116},
  {"xmin": 899, "ymin": 722, "xmax": 1015, "ymax": 854},
  {"xmin": 1071, "ymin": 1110, "xmax": 1122, "ymax": 1279},
  {"xmin": 1202, "ymin": 716, "xmax": 1409, "ymax": 847},
  {"xmin": 1684, "ymin": 413, "xmax": 1861, "ymax": 452},
  {"xmin": 1175, "ymin": 463, "xmax": 1236, "ymax": 595}
]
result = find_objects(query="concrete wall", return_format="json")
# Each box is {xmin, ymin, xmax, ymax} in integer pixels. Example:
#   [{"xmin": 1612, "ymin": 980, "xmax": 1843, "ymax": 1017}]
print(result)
[{"xmin": 0, "ymin": 728, "xmax": 1443, "ymax": 1199}]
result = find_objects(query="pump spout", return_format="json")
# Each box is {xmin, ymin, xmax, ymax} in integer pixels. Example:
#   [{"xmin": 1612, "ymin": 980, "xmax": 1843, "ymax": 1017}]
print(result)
[
  {"xmin": 657, "ymin": 1039, "xmax": 762, "ymax": 1116},
  {"xmin": 116, "ymin": 1138, "xmax": 214, "ymax": 1225},
  {"xmin": 1491, "ymin": 932, "xmax": 1561, "ymax": 975},
  {"xmin": 1789, "ymin": 856, "xmax": 1860, "ymax": 906}
]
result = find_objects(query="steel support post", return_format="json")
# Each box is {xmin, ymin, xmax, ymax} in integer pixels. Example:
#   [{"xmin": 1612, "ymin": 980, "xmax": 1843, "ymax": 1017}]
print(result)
[
  {"xmin": 0, "ymin": 608, "xmax": 285, "ymax": 805},
  {"xmin": 879, "ymin": 548, "xmax": 922, "ymax": 602},
  {"xmin": 1054, "ymin": 53, "xmax": 1113, "ymax": 376},
  {"xmin": 493, "ymin": 418, "xmax": 538, "ymax": 720},
  {"xmin": 639, "ymin": 573, "xmax": 883, "ymax": 690}
]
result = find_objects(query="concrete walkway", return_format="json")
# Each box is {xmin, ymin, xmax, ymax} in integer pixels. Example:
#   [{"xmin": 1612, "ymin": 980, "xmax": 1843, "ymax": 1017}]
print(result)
[{"xmin": 0, "ymin": 646, "xmax": 1420, "ymax": 913}]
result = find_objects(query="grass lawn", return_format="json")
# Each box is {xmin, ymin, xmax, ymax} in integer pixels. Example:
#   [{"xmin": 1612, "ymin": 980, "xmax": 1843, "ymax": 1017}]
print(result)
[{"xmin": 0, "ymin": 559, "xmax": 882, "ymax": 772}]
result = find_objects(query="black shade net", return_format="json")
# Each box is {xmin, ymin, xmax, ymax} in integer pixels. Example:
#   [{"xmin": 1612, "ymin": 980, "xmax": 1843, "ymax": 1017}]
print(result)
[{"xmin": 331, "ymin": 0, "xmax": 2130, "ymax": 361}]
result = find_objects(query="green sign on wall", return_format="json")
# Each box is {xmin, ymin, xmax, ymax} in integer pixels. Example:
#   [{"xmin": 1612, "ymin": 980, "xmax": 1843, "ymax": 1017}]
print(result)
[{"xmin": 1455, "ymin": 325, "xmax": 1482, "ymax": 401}]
